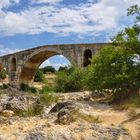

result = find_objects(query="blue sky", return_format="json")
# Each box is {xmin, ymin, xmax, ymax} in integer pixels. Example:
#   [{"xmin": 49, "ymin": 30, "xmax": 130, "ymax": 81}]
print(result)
[{"xmin": 0, "ymin": 0, "xmax": 139, "ymax": 69}]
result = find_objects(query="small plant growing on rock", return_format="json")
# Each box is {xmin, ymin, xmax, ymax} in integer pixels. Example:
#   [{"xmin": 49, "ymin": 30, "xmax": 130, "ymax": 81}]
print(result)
[
  {"xmin": 40, "ymin": 86, "xmax": 53, "ymax": 94},
  {"xmin": 39, "ymin": 85, "xmax": 59, "ymax": 106},
  {"xmin": 16, "ymin": 104, "xmax": 43, "ymax": 117},
  {"xmin": 40, "ymin": 93, "xmax": 59, "ymax": 106}
]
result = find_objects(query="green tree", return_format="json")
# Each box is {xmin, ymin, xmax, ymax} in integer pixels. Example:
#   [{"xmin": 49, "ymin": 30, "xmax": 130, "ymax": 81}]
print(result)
[
  {"xmin": 127, "ymin": 5, "xmax": 140, "ymax": 23},
  {"xmin": 58, "ymin": 66, "xmax": 69, "ymax": 71},
  {"xmin": 113, "ymin": 5, "xmax": 140, "ymax": 54},
  {"xmin": 85, "ymin": 46, "xmax": 140, "ymax": 100},
  {"xmin": 113, "ymin": 27, "xmax": 140, "ymax": 54},
  {"xmin": 41, "ymin": 66, "xmax": 55, "ymax": 73}
]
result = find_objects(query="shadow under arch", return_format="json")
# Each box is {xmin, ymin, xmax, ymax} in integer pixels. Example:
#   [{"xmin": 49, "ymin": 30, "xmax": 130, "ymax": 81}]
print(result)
[
  {"xmin": 11, "ymin": 58, "xmax": 16, "ymax": 72},
  {"xmin": 19, "ymin": 50, "xmax": 72, "ymax": 84}
]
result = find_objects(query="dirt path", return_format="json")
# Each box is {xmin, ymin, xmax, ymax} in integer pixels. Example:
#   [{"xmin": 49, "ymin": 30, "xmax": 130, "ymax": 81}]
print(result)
[
  {"xmin": 59, "ymin": 92, "xmax": 140, "ymax": 140},
  {"xmin": 85, "ymin": 104, "xmax": 140, "ymax": 140}
]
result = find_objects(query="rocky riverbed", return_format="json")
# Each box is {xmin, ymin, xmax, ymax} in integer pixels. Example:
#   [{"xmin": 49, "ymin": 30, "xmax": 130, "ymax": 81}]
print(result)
[{"xmin": 0, "ymin": 87, "xmax": 140, "ymax": 140}]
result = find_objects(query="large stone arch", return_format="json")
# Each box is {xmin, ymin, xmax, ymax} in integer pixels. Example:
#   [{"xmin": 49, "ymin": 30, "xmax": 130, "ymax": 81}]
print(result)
[{"xmin": 19, "ymin": 48, "xmax": 73, "ymax": 84}]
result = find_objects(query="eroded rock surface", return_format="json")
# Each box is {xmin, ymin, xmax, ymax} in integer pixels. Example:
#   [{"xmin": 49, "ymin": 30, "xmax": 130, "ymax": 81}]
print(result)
[
  {"xmin": 0, "ymin": 87, "xmax": 40, "ymax": 114},
  {"xmin": 0, "ymin": 89, "xmax": 136, "ymax": 140}
]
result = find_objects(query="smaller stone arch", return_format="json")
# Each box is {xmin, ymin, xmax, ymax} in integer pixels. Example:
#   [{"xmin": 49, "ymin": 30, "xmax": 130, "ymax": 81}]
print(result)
[
  {"xmin": 83, "ymin": 49, "xmax": 92, "ymax": 67},
  {"xmin": 10, "ymin": 58, "xmax": 16, "ymax": 72},
  {"xmin": 0, "ymin": 63, "xmax": 3, "ymax": 71}
]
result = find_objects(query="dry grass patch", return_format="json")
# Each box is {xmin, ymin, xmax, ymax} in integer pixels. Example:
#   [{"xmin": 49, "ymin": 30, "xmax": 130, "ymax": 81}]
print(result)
[{"xmin": 73, "ymin": 110, "xmax": 101, "ymax": 123}]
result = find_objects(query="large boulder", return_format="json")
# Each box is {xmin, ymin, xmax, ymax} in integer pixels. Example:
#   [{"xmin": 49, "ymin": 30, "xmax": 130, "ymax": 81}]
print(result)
[
  {"xmin": 49, "ymin": 101, "xmax": 77, "ymax": 125},
  {"xmin": 49, "ymin": 101, "xmax": 77, "ymax": 113},
  {"xmin": 5, "ymin": 95, "xmax": 40, "ymax": 112},
  {"xmin": 0, "ymin": 110, "xmax": 14, "ymax": 117},
  {"xmin": 0, "ymin": 92, "xmax": 40, "ymax": 114},
  {"xmin": 57, "ymin": 109, "xmax": 73, "ymax": 125},
  {"xmin": 25, "ymin": 131, "xmax": 46, "ymax": 140}
]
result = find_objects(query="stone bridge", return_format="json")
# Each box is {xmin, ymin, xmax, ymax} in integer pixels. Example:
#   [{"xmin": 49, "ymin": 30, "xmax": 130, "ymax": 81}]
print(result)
[{"xmin": 0, "ymin": 43, "xmax": 110, "ymax": 85}]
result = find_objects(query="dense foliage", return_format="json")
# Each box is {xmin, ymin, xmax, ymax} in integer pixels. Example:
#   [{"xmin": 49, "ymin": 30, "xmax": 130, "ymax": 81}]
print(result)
[{"xmin": 84, "ymin": 46, "xmax": 140, "ymax": 99}]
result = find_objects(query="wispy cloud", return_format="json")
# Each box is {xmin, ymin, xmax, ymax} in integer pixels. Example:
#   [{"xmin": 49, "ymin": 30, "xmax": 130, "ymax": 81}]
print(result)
[
  {"xmin": 0, "ymin": 0, "xmax": 139, "ymax": 37},
  {"xmin": 0, "ymin": 0, "xmax": 20, "ymax": 9},
  {"xmin": 39, "ymin": 59, "xmax": 70, "ymax": 70},
  {"xmin": 40, "ymin": 59, "xmax": 51, "ymax": 67},
  {"xmin": 31, "ymin": 0, "xmax": 63, "ymax": 4},
  {"xmin": 0, "ymin": 44, "xmax": 23, "ymax": 56}
]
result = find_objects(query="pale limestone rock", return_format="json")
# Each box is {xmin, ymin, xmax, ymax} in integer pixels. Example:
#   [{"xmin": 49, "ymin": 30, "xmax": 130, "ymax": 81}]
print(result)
[{"xmin": 1, "ymin": 110, "xmax": 14, "ymax": 117}]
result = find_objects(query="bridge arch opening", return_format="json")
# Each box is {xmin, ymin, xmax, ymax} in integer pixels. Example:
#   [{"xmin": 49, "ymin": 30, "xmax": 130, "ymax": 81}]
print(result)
[
  {"xmin": 11, "ymin": 58, "xmax": 16, "ymax": 72},
  {"xmin": 19, "ymin": 51, "xmax": 71, "ymax": 84},
  {"xmin": 0, "ymin": 63, "xmax": 3, "ymax": 71},
  {"xmin": 40, "ymin": 55, "xmax": 71, "ymax": 71},
  {"xmin": 83, "ymin": 49, "xmax": 92, "ymax": 67}
]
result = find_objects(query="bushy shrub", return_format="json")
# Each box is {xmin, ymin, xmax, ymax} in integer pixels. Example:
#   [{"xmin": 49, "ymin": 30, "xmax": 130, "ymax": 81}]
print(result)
[
  {"xmin": 40, "ymin": 85, "xmax": 53, "ymax": 94},
  {"xmin": 30, "ymin": 86, "xmax": 37, "ymax": 93},
  {"xmin": 34, "ymin": 69, "xmax": 44, "ymax": 82},
  {"xmin": 20, "ymin": 83, "xmax": 30, "ymax": 92},
  {"xmin": 2, "ymin": 84, "xmax": 8, "ymax": 89},
  {"xmin": 38, "ymin": 85, "xmax": 59, "ymax": 106},
  {"xmin": 55, "ymin": 67, "xmax": 85, "ymax": 93},
  {"xmin": 20, "ymin": 83, "xmax": 37, "ymax": 93},
  {"xmin": 0, "ymin": 84, "xmax": 9, "ymax": 90},
  {"xmin": 40, "ymin": 93, "xmax": 59, "ymax": 106},
  {"xmin": 0, "ymin": 69, "xmax": 7, "ymax": 80}
]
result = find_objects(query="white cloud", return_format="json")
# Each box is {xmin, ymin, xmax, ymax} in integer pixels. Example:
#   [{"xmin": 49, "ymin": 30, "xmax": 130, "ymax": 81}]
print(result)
[
  {"xmin": 59, "ymin": 55, "xmax": 65, "ymax": 58},
  {"xmin": 0, "ymin": 0, "xmax": 20, "ymax": 9},
  {"xmin": 52, "ymin": 63, "xmax": 70, "ymax": 70},
  {"xmin": 0, "ymin": 0, "xmax": 140, "ymax": 37},
  {"xmin": 32, "ymin": 0, "xmax": 62, "ymax": 4},
  {"xmin": 0, "ymin": 44, "xmax": 23, "ymax": 56},
  {"xmin": 39, "ymin": 59, "xmax": 70, "ymax": 70},
  {"xmin": 40, "ymin": 59, "xmax": 52, "ymax": 68}
]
